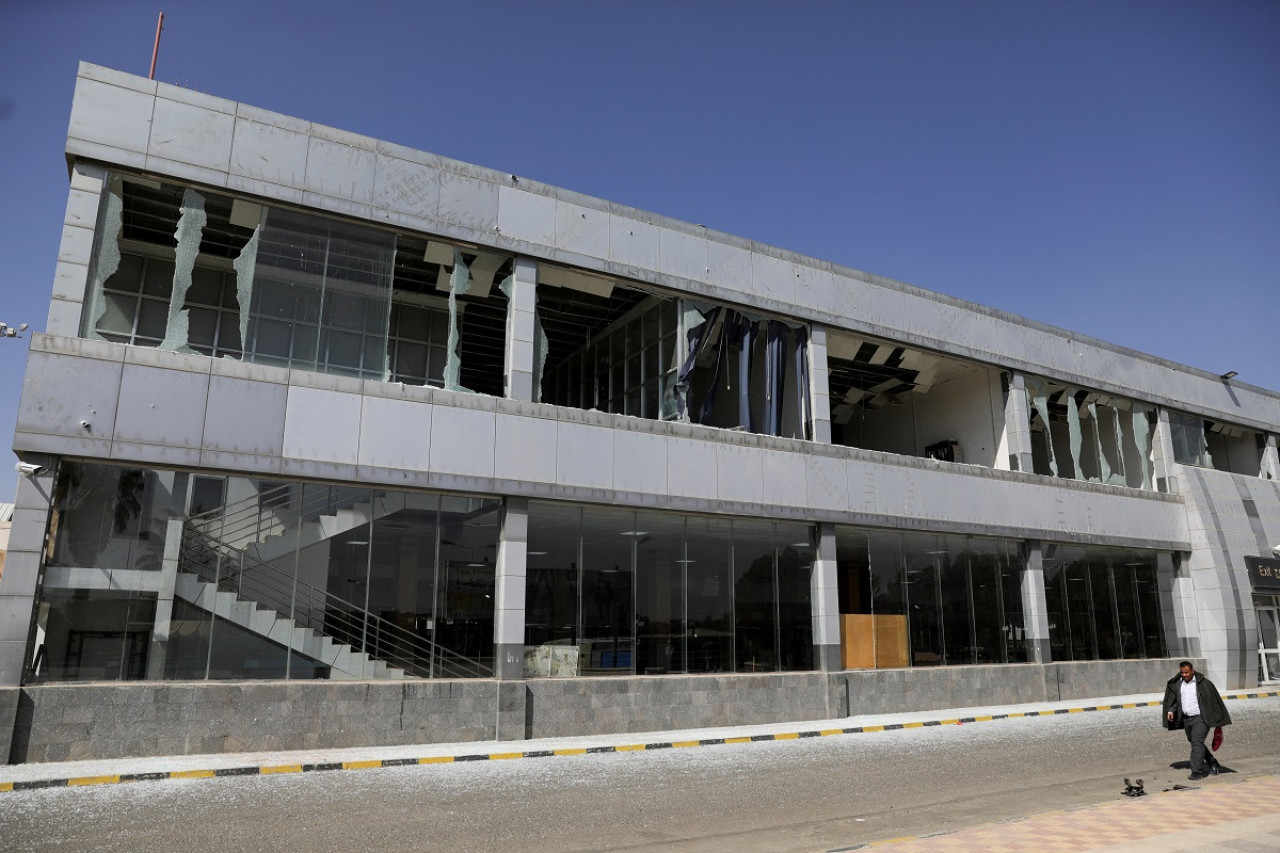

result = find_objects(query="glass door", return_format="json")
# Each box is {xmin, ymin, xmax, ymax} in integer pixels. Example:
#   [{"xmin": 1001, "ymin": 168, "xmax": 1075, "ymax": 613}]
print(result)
[{"xmin": 1258, "ymin": 606, "xmax": 1280, "ymax": 684}]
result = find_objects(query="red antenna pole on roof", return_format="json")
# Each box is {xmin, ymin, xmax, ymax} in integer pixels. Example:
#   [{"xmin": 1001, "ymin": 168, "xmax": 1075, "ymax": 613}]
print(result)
[{"xmin": 149, "ymin": 12, "xmax": 165, "ymax": 80}]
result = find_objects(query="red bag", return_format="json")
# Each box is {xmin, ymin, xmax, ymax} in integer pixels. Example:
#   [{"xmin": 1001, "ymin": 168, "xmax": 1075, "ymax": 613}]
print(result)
[{"xmin": 1212, "ymin": 726, "xmax": 1224, "ymax": 752}]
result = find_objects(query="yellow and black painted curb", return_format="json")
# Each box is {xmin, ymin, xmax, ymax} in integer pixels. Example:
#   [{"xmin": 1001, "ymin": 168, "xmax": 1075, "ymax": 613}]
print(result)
[{"xmin": 3, "ymin": 691, "xmax": 1276, "ymax": 794}]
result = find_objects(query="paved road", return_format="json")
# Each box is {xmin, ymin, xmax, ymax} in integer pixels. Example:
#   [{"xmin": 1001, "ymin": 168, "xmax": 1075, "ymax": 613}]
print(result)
[{"xmin": 3, "ymin": 697, "xmax": 1278, "ymax": 853}]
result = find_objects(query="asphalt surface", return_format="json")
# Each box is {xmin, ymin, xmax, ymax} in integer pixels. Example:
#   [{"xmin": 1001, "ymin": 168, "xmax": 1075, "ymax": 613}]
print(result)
[{"xmin": 2, "ymin": 693, "xmax": 1278, "ymax": 852}]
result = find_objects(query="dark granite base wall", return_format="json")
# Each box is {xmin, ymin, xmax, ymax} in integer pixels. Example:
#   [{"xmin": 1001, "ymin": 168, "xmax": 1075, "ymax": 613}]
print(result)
[{"xmin": 8, "ymin": 658, "xmax": 1193, "ymax": 764}]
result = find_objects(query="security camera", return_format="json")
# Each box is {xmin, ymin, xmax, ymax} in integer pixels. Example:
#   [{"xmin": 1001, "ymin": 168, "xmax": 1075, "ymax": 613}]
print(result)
[{"xmin": 15, "ymin": 462, "xmax": 47, "ymax": 477}]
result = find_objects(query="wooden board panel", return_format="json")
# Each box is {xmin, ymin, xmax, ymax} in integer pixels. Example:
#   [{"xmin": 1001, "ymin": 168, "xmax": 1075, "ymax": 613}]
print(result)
[
  {"xmin": 874, "ymin": 615, "xmax": 909, "ymax": 669},
  {"xmin": 840, "ymin": 614, "xmax": 875, "ymax": 669}
]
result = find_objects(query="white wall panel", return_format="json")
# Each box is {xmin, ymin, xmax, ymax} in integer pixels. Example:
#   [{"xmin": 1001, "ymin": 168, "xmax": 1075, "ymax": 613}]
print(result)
[
  {"xmin": 427, "ymin": 405, "xmax": 496, "ymax": 478},
  {"xmin": 497, "ymin": 186, "xmax": 556, "ymax": 247},
  {"xmin": 68, "ymin": 78, "xmax": 154, "ymax": 157},
  {"xmin": 438, "ymin": 172, "xmax": 498, "ymax": 232},
  {"xmin": 555, "ymin": 421, "xmax": 614, "ymax": 490},
  {"xmin": 372, "ymin": 153, "xmax": 440, "ymax": 219},
  {"xmin": 750, "ymin": 252, "xmax": 797, "ymax": 305},
  {"xmin": 666, "ymin": 436, "xmax": 719, "ymax": 501},
  {"xmin": 609, "ymin": 215, "xmax": 660, "ymax": 271},
  {"xmin": 357, "ymin": 395, "xmax": 432, "ymax": 471},
  {"xmin": 555, "ymin": 200, "xmax": 610, "ymax": 261},
  {"xmin": 115, "ymin": 364, "xmax": 210, "ymax": 449},
  {"xmin": 303, "ymin": 136, "xmax": 376, "ymax": 205},
  {"xmin": 203, "ymin": 376, "xmax": 287, "ymax": 456},
  {"xmin": 149, "ymin": 97, "xmax": 235, "ymax": 174},
  {"xmin": 495, "ymin": 414, "xmax": 557, "ymax": 485},
  {"xmin": 282, "ymin": 385, "xmax": 362, "ymax": 464},
  {"xmin": 612, "ymin": 429, "xmax": 668, "ymax": 496},
  {"xmin": 706, "ymin": 239, "xmax": 751, "ymax": 291},
  {"xmin": 659, "ymin": 228, "xmax": 708, "ymax": 284},
  {"xmin": 230, "ymin": 118, "xmax": 310, "ymax": 188},
  {"xmin": 716, "ymin": 443, "xmax": 764, "ymax": 505}
]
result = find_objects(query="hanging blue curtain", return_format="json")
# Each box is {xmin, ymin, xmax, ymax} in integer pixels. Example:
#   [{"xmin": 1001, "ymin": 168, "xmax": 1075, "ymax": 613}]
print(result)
[
  {"xmin": 697, "ymin": 309, "xmax": 736, "ymax": 425},
  {"xmin": 764, "ymin": 320, "xmax": 788, "ymax": 436},
  {"xmin": 674, "ymin": 306, "xmax": 721, "ymax": 421},
  {"xmin": 792, "ymin": 325, "xmax": 810, "ymax": 440},
  {"xmin": 736, "ymin": 315, "xmax": 757, "ymax": 432}
]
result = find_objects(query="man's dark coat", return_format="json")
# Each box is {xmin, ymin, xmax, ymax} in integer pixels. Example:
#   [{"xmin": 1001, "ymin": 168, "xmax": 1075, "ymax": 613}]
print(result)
[{"xmin": 1162, "ymin": 671, "xmax": 1233, "ymax": 730}]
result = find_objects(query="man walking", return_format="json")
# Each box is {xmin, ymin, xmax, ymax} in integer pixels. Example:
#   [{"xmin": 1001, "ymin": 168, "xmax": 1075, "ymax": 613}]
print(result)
[{"xmin": 1163, "ymin": 660, "xmax": 1232, "ymax": 780}]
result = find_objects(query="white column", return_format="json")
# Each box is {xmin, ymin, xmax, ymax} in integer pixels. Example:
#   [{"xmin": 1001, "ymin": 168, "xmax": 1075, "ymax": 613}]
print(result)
[
  {"xmin": 1021, "ymin": 541, "xmax": 1052, "ymax": 664},
  {"xmin": 49, "ymin": 163, "xmax": 111, "ymax": 336},
  {"xmin": 1003, "ymin": 372, "xmax": 1035, "ymax": 473},
  {"xmin": 811, "ymin": 523, "xmax": 841, "ymax": 671},
  {"xmin": 1152, "ymin": 407, "xmax": 1179, "ymax": 494},
  {"xmin": 807, "ymin": 324, "xmax": 833, "ymax": 445},
  {"xmin": 1261, "ymin": 435, "xmax": 1279, "ymax": 481},
  {"xmin": 493, "ymin": 498, "xmax": 529, "ymax": 679},
  {"xmin": 503, "ymin": 257, "xmax": 538, "ymax": 402}
]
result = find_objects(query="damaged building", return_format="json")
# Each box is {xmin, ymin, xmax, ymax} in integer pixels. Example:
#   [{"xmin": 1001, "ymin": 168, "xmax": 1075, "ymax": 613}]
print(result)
[{"xmin": 2, "ymin": 63, "xmax": 1279, "ymax": 763}]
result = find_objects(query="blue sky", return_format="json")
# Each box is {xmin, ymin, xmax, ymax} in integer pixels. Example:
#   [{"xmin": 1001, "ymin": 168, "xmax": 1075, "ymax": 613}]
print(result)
[{"xmin": 1, "ymin": 0, "xmax": 1277, "ymax": 500}]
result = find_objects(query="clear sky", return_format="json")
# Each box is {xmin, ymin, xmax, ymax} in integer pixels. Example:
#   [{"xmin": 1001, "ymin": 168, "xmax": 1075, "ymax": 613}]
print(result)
[{"xmin": 1, "ymin": 0, "xmax": 1277, "ymax": 500}]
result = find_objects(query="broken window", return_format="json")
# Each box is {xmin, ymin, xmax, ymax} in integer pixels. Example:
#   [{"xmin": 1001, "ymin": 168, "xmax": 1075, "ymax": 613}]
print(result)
[
  {"xmin": 1026, "ymin": 379, "xmax": 1156, "ymax": 489},
  {"xmin": 537, "ymin": 266, "xmax": 812, "ymax": 439},
  {"xmin": 1168, "ymin": 410, "xmax": 1265, "ymax": 476},
  {"xmin": 386, "ymin": 235, "xmax": 510, "ymax": 396},
  {"xmin": 80, "ymin": 173, "xmax": 511, "ymax": 395},
  {"xmin": 827, "ymin": 331, "xmax": 1004, "ymax": 465},
  {"xmin": 676, "ymin": 304, "xmax": 809, "ymax": 438},
  {"xmin": 539, "ymin": 265, "xmax": 677, "ymax": 419}
]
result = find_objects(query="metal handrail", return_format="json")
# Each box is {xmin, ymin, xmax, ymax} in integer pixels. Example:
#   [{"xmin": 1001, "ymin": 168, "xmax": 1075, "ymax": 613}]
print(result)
[
  {"xmin": 179, "ymin": 523, "xmax": 492, "ymax": 680},
  {"xmin": 190, "ymin": 484, "xmax": 378, "ymax": 551}
]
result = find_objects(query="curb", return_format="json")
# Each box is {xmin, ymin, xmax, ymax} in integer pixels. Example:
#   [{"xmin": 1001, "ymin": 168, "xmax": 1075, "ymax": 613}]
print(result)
[{"xmin": 3, "ymin": 691, "xmax": 1276, "ymax": 794}]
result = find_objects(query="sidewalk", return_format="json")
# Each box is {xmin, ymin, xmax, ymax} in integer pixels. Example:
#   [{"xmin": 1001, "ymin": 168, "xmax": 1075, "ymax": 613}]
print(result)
[
  {"xmin": 856, "ymin": 774, "xmax": 1280, "ymax": 852},
  {"xmin": 2, "ymin": 688, "xmax": 1276, "ymax": 793}
]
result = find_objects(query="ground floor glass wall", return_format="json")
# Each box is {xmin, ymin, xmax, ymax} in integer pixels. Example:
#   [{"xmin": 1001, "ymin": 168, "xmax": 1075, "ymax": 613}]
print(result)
[
  {"xmin": 524, "ymin": 501, "xmax": 814, "ymax": 676},
  {"xmin": 835, "ymin": 528, "xmax": 1027, "ymax": 667},
  {"xmin": 1042, "ymin": 544, "xmax": 1166, "ymax": 661},
  {"xmin": 27, "ymin": 461, "xmax": 500, "ymax": 683}
]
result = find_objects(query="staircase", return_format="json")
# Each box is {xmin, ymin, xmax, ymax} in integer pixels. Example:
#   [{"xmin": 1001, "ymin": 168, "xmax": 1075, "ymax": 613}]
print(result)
[
  {"xmin": 192, "ymin": 485, "xmax": 430, "ymax": 563},
  {"xmin": 177, "ymin": 523, "xmax": 492, "ymax": 680},
  {"xmin": 172, "ymin": 571, "xmax": 406, "ymax": 679}
]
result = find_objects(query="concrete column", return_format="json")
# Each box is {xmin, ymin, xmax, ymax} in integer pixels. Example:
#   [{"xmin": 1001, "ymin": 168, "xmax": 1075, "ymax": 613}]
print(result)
[
  {"xmin": 0, "ymin": 455, "xmax": 56, "ymax": 761},
  {"xmin": 807, "ymin": 324, "xmax": 832, "ymax": 445},
  {"xmin": 1151, "ymin": 407, "xmax": 1179, "ymax": 495},
  {"xmin": 1261, "ymin": 435, "xmax": 1279, "ymax": 481},
  {"xmin": 493, "ymin": 497, "xmax": 528, "ymax": 680},
  {"xmin": 49, "ymin": 162, "xmax": 109, "ymax": 336},
  {"xmin": 1002, "ymin": 372, "xmax": 1034, "ymax": 473},
  {"xmin": 503, "ymin": 257, "xmax": 539, "ymax": 402},
  {"xmin": 1020, "ymin": 541, "xmax": 1052, "ymax": 664},
  {"xmin": 1159, "ymin": 552, "xmax": 1199, "ymax": 659},
  {"xmin": 811, "ymin": 523, "xmax": 841, "ymax": 671}
]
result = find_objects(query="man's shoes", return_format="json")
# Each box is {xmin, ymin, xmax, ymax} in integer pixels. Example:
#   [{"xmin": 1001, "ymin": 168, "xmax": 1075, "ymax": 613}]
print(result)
[{"xmin": 1188, "ymin": 771, "xmax": 1208, "ymax": 780}]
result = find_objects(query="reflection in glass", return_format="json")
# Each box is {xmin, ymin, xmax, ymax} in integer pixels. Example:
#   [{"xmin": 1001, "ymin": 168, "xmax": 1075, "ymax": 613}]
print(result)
[
  {"xmin": 581, "ymin": 506, "xmax": 636, "ymax": 674},
  {"xmin": 1000, "ymin": 543, "xmax": 1028, "ymax": 663},
  {"xmin": 777, "ymin": 522, "xmax": 814, "ymax": 671},
  {"xmin": 30, "ymin": 590, "xmax": 156, "ymax": 682},
  {"xmin": 903, "ymin": 537, "xmax": 943, "ymax": 666},
  {"xmin": 968, "ymin": 538, "xmax": 1006, "ymax": 664},
  {"xmin": 1089, "ymin": 555, "xmax": 1120, "ymax": 659},
  {"xmin": 635, "ymin": 511, "xmax": 686, "ymax": 674},
  {"xmin": 938, "ymin": 535, "xmax": 974, "ymax": 666},
  {"xmin": 733, "ymin": 520, "xmax": 778, "ymax": 672},
  {"xmin": 49, "ymin": 462, "xmax": 176, "ymax": 572},
  {"xmin": 684, "ymin": 516, "xmax": 734, "ymax": 673}
]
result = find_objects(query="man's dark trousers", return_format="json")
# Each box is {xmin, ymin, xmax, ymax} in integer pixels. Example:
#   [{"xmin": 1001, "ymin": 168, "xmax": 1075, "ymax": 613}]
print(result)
[{"xmin": 1183, "ymin": 713, "xmax": 1209, "ymax": 774}]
